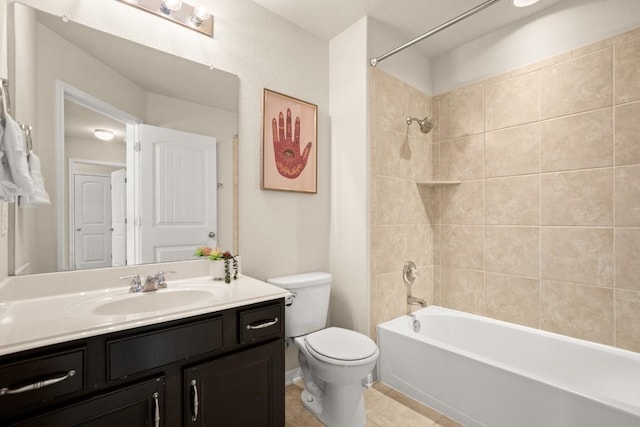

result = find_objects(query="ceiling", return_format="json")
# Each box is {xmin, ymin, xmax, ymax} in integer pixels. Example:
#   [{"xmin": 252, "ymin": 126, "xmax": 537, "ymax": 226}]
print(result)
[
  {"xmin": 250, "ymin": 0, "xmax": 564, "ymax": 57},
  {"xmin": 65, "ymin": 100, "xmax": 126, "ymax": 145}
]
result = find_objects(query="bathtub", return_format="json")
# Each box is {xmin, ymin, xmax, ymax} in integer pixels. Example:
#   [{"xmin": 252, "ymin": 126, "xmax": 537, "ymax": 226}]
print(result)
[{"xmin": 377, "ymin": 306, "xmax": 640, "ymax": 427}]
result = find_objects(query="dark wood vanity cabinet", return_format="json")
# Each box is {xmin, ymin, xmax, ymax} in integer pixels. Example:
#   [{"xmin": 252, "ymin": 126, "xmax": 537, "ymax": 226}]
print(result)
[{"xmin": 0, "ymin": 299, "xmax": 285, "ymax": 427}]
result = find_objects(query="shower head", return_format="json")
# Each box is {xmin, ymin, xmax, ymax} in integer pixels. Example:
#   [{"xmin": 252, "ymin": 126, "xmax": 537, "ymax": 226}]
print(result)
[{"xmin": 406, "ymin": 116, "xmax": 434, "ymax": 134}]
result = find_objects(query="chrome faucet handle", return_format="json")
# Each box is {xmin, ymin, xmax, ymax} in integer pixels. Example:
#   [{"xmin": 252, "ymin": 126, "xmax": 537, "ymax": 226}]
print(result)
[
  {"xmin": 145, "ymin": 271, "xmax": 176, "ymax": 290},
  {"xmin": 118, "ymin": 273, "xmax": 143, "ymax": 292},
  {"xmin": 152, "ymin": 270, "xmax": 176, "ymax": 288}
]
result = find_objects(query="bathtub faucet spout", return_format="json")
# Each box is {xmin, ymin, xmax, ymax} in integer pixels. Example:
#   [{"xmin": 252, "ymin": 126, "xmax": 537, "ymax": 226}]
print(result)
[{"xmin": 407, "ymin": 296, "xmax": 427, "ymax": 307}]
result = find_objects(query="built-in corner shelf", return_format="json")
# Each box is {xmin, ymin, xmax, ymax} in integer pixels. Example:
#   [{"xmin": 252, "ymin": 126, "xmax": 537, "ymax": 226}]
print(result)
[{"xmin": 417, "ymin": 181, "xmax": 462, "ymax": 186}]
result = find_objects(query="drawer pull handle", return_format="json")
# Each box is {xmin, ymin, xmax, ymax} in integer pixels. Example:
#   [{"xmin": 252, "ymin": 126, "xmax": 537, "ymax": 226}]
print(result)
[
  {"xmin": 246, "ymin": 317, "xmax": 279, "ymax": 330},
  {"xmin": 153, "ymin": 392, "xmax": 160, "ymax": 427},
  {"xmin": 0, "ymin": 369, "xmax": 76, "ymax": 396},
  {"xmin": 190, "ymin": 379, "xmax": 199, "ymax": 422}
]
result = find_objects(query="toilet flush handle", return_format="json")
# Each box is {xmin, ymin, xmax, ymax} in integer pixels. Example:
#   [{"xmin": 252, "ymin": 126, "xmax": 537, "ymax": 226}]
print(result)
[{"xmin": 285, "ymin": 291, "xmax": 296, "ymax": 306}]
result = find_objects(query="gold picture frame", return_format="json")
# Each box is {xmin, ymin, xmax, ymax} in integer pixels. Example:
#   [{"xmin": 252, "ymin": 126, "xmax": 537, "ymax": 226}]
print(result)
[{"xmin": 262, "ymin": 89, "xmax": 317, "ymax": 193}]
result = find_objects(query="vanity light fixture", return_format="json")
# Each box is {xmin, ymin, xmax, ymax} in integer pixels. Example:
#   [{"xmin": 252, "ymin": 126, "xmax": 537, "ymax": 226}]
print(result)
[
  {"xmin": 94, "ymin": 129, "xmax": 115, "ymax": 141},
  {"xmin": 512, "ymin": 0, "xmax": 540, "ymax": 7},
  {"xmin": 115, "ymin": 0, "xmax": 213, "ymax": 37},
  {"xmin": 160, "ymin": 0, "xmax": 182, "ymax": 14}
]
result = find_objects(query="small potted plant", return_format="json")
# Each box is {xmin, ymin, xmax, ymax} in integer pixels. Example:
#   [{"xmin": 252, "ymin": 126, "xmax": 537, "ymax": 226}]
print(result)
[{"xmin": 195, "ymin": 246, "xmax": 238, "ymax": 284}]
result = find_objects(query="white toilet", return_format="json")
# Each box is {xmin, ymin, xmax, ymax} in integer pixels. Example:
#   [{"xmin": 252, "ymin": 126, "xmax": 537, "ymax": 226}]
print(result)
[{"xmin": 267, "ymin": 272, "xmax": 379, "ymax": 427}]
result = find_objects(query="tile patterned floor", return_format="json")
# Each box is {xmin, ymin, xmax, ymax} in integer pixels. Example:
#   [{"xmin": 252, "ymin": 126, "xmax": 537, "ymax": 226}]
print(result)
[{"xmin": 285, "ymin": 381, "xmax": 464, "ymax": 427}]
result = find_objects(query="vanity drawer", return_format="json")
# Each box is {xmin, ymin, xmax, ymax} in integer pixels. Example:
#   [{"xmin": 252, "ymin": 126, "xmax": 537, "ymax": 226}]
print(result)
[
  {"xmin": 239, "ymin": 303, "xmax": 283, "ymax": 345},
  {"xmin": 107, "ymin": 316, "xmax": 223, "ymax": 381},
  {"xmin": 0, "ymin": 348, "xmax": 85, "ymax": 416}
]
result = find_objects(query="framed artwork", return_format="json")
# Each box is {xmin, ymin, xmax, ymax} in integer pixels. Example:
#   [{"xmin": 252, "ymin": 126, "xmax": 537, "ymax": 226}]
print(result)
[{"xmin": 262, "ymin": 89, "xmax": 317, "ymax": 193}]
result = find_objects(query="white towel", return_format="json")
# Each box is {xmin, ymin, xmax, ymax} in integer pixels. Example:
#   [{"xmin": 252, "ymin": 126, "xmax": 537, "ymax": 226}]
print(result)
[
  {"xmin": 1, "ymin": 114, "xmax": 35, "ymax": 197},
  {"xmin": 0, "ymin": 123, "xmax": 20, "ymax": 201},
  {"xmin": 19, "ymin": 151, "xmax": 51, "ymax": 207}
]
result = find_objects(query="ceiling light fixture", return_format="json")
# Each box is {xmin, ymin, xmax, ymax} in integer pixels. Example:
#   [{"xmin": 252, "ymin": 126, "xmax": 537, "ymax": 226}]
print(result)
[
  {"xmin": 512, "ymin": 0, "xmax": 540, "ymax": 7},
  {"xmin": 115, "ymin": 0, "xmax": 214, "ymax": 37},
  {"xmin": 94, "ymin": 129, "xmax": 115, "ymax": 141}
]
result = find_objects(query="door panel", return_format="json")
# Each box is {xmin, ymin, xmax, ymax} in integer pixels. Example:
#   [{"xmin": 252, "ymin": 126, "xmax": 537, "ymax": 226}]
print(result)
[
  {"xmin": 74, "ymin": 175, "xmax": 111, "ymax": 270},
  {"xmin": 138, "ymin": 124, "xmax": 217, "ymax": 264}
]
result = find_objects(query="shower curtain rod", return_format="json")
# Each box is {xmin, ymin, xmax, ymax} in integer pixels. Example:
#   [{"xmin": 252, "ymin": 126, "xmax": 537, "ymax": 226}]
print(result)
[{"xmin": 369, "ymin": 0, "xmax": 503, "ymax": 67}]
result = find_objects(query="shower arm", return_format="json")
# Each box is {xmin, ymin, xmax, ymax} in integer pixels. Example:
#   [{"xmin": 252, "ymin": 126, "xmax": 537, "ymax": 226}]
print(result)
[{"xmin": 369, "ymin": 0, "xmax": 503, "ymax": 67}]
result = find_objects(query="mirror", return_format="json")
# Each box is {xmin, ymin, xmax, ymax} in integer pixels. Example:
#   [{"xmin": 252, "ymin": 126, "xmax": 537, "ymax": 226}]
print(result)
[{"xmin": 9, "ymin": 4, "xmax": 239, "ymax": 275}]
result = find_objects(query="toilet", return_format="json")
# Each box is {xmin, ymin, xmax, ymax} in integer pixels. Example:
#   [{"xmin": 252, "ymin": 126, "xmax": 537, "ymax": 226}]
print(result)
[{"xmin": 267, "ymin": 272, "xmax": 379, "ymax": 427}]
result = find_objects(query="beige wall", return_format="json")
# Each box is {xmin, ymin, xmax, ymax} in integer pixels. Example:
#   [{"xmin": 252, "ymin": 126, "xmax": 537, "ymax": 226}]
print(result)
[
  {"xmin": 428, "ymin": 28, "xmax": 640, "ymax": 352},
  {"xmin": 369, "ymin": 67, "xmax": 433, "ymax": 338}
]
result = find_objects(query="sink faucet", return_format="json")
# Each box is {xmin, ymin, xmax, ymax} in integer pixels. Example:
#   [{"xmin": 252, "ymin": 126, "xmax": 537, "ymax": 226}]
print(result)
[
  {"xmin": 144, "ymin": 271, "xmax": 176, "ymax": 291},
  {"xmin": 118, "ymin": 271, "xmax": 175, "ymax": 292},
  {"xmin": 118, "ymin": 273, "xmax": 144, "ymax": 292}
]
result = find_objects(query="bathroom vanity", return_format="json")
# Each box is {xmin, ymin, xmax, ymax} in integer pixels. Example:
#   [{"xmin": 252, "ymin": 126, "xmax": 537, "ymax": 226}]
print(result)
[{"xmin": 0, "ymin": 274, "xmax": 288, "ymax": 426}]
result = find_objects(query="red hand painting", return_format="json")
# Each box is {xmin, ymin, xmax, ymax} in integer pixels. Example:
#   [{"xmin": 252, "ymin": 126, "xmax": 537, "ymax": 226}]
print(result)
[{"xmin": 271, "ymin": 108, "xmax": 312, "ymax": 179}]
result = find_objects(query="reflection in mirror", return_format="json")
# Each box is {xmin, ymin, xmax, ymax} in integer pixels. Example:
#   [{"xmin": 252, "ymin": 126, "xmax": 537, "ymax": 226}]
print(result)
[{"xmin": 10, "ymin": 4, "xmax": 239, "ymax": 275}]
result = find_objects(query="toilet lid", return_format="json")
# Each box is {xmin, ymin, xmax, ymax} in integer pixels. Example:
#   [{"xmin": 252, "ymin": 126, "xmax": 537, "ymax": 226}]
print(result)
[{"xmin": 305, "ymin": 327, "xmax": 378, "ymax": 361}]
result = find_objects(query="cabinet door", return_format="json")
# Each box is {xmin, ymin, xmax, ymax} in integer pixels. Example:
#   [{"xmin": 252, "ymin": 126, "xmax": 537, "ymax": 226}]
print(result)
[
  {"xmin": 14, "ymin": 377, "xmax": 164, "ymax": 427},
  {"xmin": 184, "ymin": 340, "xmax": 284, "ymax": 427}
]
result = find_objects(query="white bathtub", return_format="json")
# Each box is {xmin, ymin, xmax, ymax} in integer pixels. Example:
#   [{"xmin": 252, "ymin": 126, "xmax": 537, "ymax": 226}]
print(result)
[{"xmin": 377, "ymin": 306, "xmax": 640, "ymax": 427}]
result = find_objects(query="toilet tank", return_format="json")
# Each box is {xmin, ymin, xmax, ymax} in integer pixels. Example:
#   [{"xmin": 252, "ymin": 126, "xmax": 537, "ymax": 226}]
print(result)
[{"xmin": 267, "ymin": 272, "xmax": 332, "ymax": 338}]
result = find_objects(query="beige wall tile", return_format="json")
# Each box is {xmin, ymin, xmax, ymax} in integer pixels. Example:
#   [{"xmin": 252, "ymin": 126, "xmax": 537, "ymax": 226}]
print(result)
[
  {"xmin": 375, "ymin": 176, "xmax": 403, "ymax": 226},
  {"xmin": 431, "ymin": 99, "xmax": 441, "ymax": 144},
  {"xmin": 615, "ymin": 38, "xmax": 640, "ymax": 104},
  {"xmin": 485, "ymin": 123, "xmax": 540, "ymax": 178},
  {"xmin": 540, "ymin": 49, "xmax": 612, "ymax": 119},
  {"xmin": 540, "ymin": 109, "xmax": 613, "ymax": 172},
  {"xmin": 541, "ymin": 227, "xmax": 613, "ymax": 286},
  {"xmin": 406, "ymin": 225, "xmax": 431, "ymax": 269},
  {"xmin": 615, "ymin": 290, "xmax": 640, "ymax": 352},
  {"xmin": 432, "ymin": 225, "xmax": 441, "ymax": 265},
  {"xmin": 615, "ymin": 228, "xmax": 640, "ymax": 291},
  {"xmin": 485, "ymin": 124, "xmax": 540, "ymax": 178},
  {"xmin": 615, "ymin": 102, "xmax": 640, "ymax": 166},
  {"xmin": 485, "ymin": 226, "xmax": 539, "ymax": 277},
  {"xmin": 433, "ymin": 265, "xmax": 442, "ymax": 305},
  {"xmin": 437, "ymin": 134, "xmax": 484, "ymax": 181},
  {"xmin": 441, "ymin": 225, "xmax": 484, "ymax": 270},
  {"xmin": 485, "ymin": 176, "xmax": 539, "ymax": 225},
  {"xmin": 541, "ymin": 169, "xmax": 613, "ymax": 226},
  {"xmin": 441, "ymin": 267, "xmax": 485, "ymax": 315},
  {"xmin": 375, "ymin": 272, "xmax": 409, "ymax": 325},
  {"xmin": 372, "ymin": 127, "xmax": 426, "ymax": 181},
  {"xmin": 439, "ymin": 86, "xmax": 484, "ymax": 140},
  {"xmin": 371, "ymin": 68, "xmax": 430, "ymax": 134},
  {"xmin": 485, "ymin": 273, "xmax": 540, "ymax": 328},
  {"xmin": 410, "ymin": 266, "xmax": 434, "ymax": 309},
  {"xmin": 541, "ymin": 280, "xmax": 613, "ymax": 345},
  {"xmin": 440, "ymin": 180, "xmax": 484, "ymax": 225},
  {"xmin": 372, "ymin": 225, "xmax": 409, "ymax": 275},
  {"xmin": 615, "ymin": 165, "xmax": 640, "ymax": 227},
  {"xmin": 485, "ymin": 72, "xmax": 539, "ymax": 131},
  {"xmin": 403, "ymin": 179, "xmax": 429, "ymax": 225}
]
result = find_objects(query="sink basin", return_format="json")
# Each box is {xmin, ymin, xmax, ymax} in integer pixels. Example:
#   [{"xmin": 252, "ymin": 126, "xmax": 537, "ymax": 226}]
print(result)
[
  {"xmin": 93, "ymin": 289, "xmax": 222, "ymax": 315},
  {"xmin": 65, "ymin": 285, "xmax": 232, "ymax": 317}
]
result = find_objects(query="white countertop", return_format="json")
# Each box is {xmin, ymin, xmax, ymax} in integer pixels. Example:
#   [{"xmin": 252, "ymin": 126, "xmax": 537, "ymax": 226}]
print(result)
[{"xmin": 0, "ymin": 275, "xmax": 289, "ymax": 357}]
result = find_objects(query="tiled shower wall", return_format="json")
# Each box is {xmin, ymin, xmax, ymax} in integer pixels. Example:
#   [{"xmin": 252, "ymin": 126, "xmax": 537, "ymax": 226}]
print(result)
[
  {"xmin": 430, "ymin": 27, "xmax": 640, "ymax": 351},
  {"xmin": 369, "ymin": 68, "xmax": 434, "ymax": 339}
]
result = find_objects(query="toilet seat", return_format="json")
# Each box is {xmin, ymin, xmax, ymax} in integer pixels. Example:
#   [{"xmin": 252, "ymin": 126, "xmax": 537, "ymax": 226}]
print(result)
[{"xmin": 305, "ymin": 327, "xmax": 378, "ymax": 366}]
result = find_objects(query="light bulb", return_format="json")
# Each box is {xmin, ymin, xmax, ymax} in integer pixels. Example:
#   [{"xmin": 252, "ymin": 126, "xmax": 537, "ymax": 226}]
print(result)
[
  {"xmin": 512, "ymin": 0, "xmax": 540, "ymax": 7},
  {"xmin": 192, "ymin": 5, "xmax": 211, "ymax": 26},
  {"xmin": 94, "ymin": 129, "xmax": 114, "ymax": 141},
  {"xmin": 160, "ymin": 0, "xmax": 182, "ymax": 14}
]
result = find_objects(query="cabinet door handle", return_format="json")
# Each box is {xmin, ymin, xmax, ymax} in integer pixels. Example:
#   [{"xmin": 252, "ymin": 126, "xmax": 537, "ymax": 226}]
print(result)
[
  {"xmin": 246, "ymin": 317, "xmax": 279, "ymax": 330},
  {"xmin": 0, "ymin": 369, "xmax": 76, "ymax": 396},
  {"xmin": 153, "ymin": 392, "xmax": 160, "ymax": 427},
  {"xmin": 190, "ymin": 379, "xmax": 199, "ymax": 422}
]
